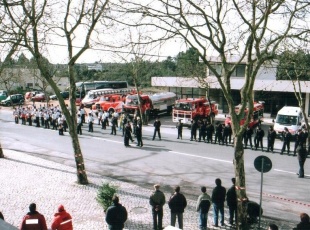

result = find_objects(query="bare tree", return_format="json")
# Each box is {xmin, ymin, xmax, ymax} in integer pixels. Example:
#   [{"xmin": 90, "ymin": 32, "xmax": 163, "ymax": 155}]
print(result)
[
  {"xmin": 117, "ymin": 0, "xmax": 310, "ymax": 227},
  {"xmin": 2, "ymin": 0, "xmax": 110, "ymax": 184}
]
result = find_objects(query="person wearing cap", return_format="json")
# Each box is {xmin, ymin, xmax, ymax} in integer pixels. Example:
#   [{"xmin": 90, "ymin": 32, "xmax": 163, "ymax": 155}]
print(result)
[
  {"xmin": 150, "ymin": 184, "xmax": 166, "ymax": 230},
  {"xmin": 51, "ymin": 205, "xmax": 73, "ymax": 230},
  {"xmin": 105, "ymin": 195, "xmax": 127, "ymax": 230},
  {"xmin": 20, "ymin": 203, "xmax": 47, "ymax": 230}
]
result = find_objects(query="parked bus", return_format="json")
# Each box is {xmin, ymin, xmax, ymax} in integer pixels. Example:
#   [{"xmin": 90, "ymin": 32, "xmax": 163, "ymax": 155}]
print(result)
[{"xmin": 76, "ymin": 81, "xmax": 128, "ymax": 98}]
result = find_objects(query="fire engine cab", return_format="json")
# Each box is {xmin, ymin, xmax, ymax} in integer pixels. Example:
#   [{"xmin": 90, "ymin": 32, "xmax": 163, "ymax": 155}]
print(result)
[
  {"xmin": 172, "ymin": 98, "xmax": 219, "ymax": 124},
  {"xmin": 225, "ymin": 101, "xmax": 264, "ymax": 128},
  {"xmin": 93, "ymin": 94, "xmax": 126, "ymax": 113},
  {"xmin": 123, "ymin": 92, "xmax": 176, "ymax": 118}
]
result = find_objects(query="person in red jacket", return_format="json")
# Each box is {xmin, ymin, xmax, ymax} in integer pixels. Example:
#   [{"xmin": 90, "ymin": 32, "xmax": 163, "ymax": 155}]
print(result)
[
  {"xmin": 51, "ymin": 205, "xmax": 73, "ymax": 230},
  {"xmin": 20, "ymin": 203, "xmax": 47, "ymax": 230}
]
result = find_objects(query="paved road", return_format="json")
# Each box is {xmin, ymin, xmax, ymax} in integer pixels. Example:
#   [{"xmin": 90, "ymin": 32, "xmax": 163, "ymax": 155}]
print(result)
[{"xmin": 0, "ymin": 108, "xmax": 309, "ymax": 227}]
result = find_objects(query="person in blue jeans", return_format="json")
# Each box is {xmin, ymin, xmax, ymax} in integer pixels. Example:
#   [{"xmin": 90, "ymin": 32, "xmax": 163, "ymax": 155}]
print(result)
[
  {"xmin": 211, "ymin": 178, "xmax": 226, "ymax": 227},
  {"xmin": 196, "ymin": 186, "xmax": 211, "ymax": 230}
]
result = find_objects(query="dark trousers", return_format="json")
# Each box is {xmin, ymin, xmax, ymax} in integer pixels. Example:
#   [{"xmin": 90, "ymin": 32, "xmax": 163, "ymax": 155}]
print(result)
[
  {"xmin": 215, "ymin": 133, "xmax": 222, "ymax": 144},
  {"xmin": 267, "ymin": 139, "xmax": 275, "ymax": 152},
  {"xmin": 228, "ymin": 205, "xmax": 237, "ymax": 225},
  {"xmin": 35, "ymin": 117, "xmax": 40, "ymax": 127},
  {"xmin": 255, "ymin": 138, "xmax": 263, "ymax": 150},
  {"xmin": 88, "ymin": 122, "xmax": 93, "ymax": 132},
  {"xmin": 77, "ymin": 123, "xmax": 82, "ymax": 135},
  {"xmin": 152, "ymin": 209, "xmax": 163, "ymax": 230},
  {"xmin": 111, "ymin": 125, "xmax": 116, "ymax": 135},
  {"xmin": 244, "ymin": 136, "xmax": 252, "ymax": 148},
  {"xmin": 171, "ymin": 212, "xmax": 183, "ymax": 229},
  {"xmin": 177, "ymin": 130, "xmax": 182, "ymax": 139},
  {"xmin": 136, "ymin": 135, "xmax": 143, "ymax": 147},
  {"xmin": 299, "ymin": 159, "xmax": 306, "ymax": 177},
  {"xmin": 153, "ymin": 129, "xmax": 161, "ymax": 140},
  {"xmin": 199, "ymin": 211, "xmax": 208, "ymax": 230},
  {"xmin": 15, "ymin": 116, "xmax": 19, "ymax": 124},
  {"xmin": 281, "ymin": 141, "xmax": 290, "ymax": 154}
]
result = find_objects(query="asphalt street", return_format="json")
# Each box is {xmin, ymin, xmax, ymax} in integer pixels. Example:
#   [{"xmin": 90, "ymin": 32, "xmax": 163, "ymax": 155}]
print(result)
[{"xmin": 0, "ymin": 107, "xmax": 309, "ymax": 228}]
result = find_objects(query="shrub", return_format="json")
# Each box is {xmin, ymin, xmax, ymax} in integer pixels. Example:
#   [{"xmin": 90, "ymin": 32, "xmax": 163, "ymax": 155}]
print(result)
[{"xmin": 96, "ymin": 183, "xmax": 117, "ymax": 212}]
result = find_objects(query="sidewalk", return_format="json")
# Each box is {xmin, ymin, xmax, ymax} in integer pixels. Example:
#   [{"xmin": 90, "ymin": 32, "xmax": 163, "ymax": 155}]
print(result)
[{"xmin": 0, "ymin": 149, "xmax": 296, "ymax": 230}]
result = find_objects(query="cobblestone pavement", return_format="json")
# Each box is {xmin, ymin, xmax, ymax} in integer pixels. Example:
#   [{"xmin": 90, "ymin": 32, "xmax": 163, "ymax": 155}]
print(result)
[{"xmin": 0, "ymin": 149, "xmax": 297, "ymax": 230}]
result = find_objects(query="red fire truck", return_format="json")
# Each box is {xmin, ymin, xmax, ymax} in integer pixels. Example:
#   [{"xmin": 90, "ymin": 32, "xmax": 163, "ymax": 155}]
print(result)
[
  {"xmin": 123, "ymin": 92, "xmax": 176, "ymax": 118},
  {"xmin": 81, "ymin": 88, "xmax": 134, "ymax": 108},
  {"xmin": 172, "ymin": 98, "xmax": 219, "ymax": 124},
  {"xmin": 93, "ymin": 94, "xmax": 126, "ymax": 113},
  {"xmin": 224, "ymin": 101, "xmax": 264, "ymax": 128}
]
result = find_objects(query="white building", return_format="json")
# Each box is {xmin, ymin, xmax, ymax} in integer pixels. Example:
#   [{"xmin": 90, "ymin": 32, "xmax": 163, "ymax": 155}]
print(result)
[{"xmin": 151, "ymin": 60, "xmax": 310, "ymax": 117}]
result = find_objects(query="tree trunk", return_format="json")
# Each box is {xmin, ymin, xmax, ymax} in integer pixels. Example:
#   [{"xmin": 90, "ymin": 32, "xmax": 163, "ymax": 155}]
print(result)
[
  {"xmin": 234, "ymin": 135, "xmax": 250, "ymax": 230},
  {"xmin": 0, "ymin": 142, "xmax": 4, "ymax": 158}
]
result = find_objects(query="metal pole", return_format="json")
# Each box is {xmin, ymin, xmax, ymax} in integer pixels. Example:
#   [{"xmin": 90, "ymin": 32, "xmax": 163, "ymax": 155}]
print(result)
[{"xmin": 259, "ymin": 158, "xmax": 264, "ymax": 229}]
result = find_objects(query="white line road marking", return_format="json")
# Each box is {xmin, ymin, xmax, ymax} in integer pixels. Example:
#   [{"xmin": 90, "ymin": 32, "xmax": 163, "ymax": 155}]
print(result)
[
  {"xmin": 169, "ymin": 151, "xmax": 232, "ymax": 164},
  {"xmin": 274, "ymin": 169, "xmax": 309, "ymax": 177}
]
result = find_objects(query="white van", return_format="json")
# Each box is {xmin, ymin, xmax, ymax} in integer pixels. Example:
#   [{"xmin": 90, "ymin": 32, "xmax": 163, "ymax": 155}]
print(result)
[{"xmin": 274, "ymin": 106, "xmax": 303, "ymax": 137}]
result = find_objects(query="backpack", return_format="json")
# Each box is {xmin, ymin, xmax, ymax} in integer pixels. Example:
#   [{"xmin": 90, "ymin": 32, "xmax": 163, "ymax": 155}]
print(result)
[{"xmin": 199, "ymin": 199, "xmax": 211, "ymax": 213}]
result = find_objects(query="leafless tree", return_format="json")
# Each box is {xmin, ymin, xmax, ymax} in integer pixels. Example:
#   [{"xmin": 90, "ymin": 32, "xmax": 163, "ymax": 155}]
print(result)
[
  {"xmin": 2, "ymin": 0, "xmax": 110, "ymax": 184},
  {"xmin": 116, "ymin": 0, "xmax": 310, "ymax": 227}
]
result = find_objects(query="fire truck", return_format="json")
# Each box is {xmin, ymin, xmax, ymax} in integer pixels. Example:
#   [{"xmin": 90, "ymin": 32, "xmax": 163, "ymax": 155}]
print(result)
[
  {"xmin": 92, "ymin": 94, "xmax": 126, "ymax": 113},
  {"xmin": 123, "ymin": 92, "xmax": 176, "ymax": 118},
  {"xmin": 224, "ymin": 101, "xmax": 264, "ymax": 128},
  {"xmin": 172, "ymin": 98, "xmax": 219, "ymax": 124},
  {"xmin": 81, "ymin": 88, "xmax": 133, "ymax": 108}
]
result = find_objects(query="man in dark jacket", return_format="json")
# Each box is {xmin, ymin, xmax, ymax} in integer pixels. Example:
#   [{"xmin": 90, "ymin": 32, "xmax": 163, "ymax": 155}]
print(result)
[
  {"xmin": 281, "ymin": 127, "xmax": 291, "ymax": 155},
  {"xmin": 266, "ymin": 126, "xmax": 276, "ymax": 153},
  {"xmin": 105, "ymin": 195, "xmax": 127, "ymax": 230},
  {"xmin": 150, "ymin": 184, "xmax": 166, "ymax": 230},
  {"xmin": 297, "ymin": 145, "xmax": 307, "ymax": 178},
  {"xmin": 254, "ymin": 126, "xmax": 265, "ymax": 151},
  {"xmin": 211, "ymin": 178, "xmax": 226, "ymax": 227},
  {"xmin": 168, "ymin": 186, "xmax": 187, "ymax": 229},
  {"xmin": 153, "ymin": 117, "xmax": 161, "ymax": 140},
  {"xmin": 20, "ymin": 203, "xmax": 47, "ymax": 230},
  {"xmin": 226, "ymin": 178, "xmax": 237, "ymax": 225}
]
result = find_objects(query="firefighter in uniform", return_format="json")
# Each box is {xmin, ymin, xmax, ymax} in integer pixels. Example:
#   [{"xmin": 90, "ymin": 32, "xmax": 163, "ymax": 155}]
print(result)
[
  {"xmin": 20, "ymin": 203, "xmax": 47, "ymax": 230},
  {"xmin": 51, "ymin": 205, "xmax": 73, "ymax": 230}
]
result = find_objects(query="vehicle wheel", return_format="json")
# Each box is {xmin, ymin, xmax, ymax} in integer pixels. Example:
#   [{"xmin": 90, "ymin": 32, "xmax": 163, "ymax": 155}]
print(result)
[{"xmin": 6, "ymin": 102, "xmax": 11, "ymax": 106}]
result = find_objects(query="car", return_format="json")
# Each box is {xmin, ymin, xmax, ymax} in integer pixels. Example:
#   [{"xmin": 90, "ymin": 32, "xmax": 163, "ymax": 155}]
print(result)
[
  {"xmin": 31, "ymin": 93, "xmax": 47, "ymax": 102},
  {"xmin": 49, "ymin": 91, "xmax": 70, "ymax": 100},
  {"xmin": 0, "ymin": 94, "xmax": 24, "ymax": 106}
]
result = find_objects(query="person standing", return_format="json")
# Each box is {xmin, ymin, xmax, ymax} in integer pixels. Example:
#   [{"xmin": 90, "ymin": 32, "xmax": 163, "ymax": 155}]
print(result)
[
  {"xmin": 222, "ymin": 123, "xmax": 231, "ymax": 146},
  {"xmin": 176, "ymin": 119, "xmax": 183, "ymax": 140},
  {"xmin": 105, "ymin": 195, "xmax": 128, "ymax": 230},
  {"xmin": 214, "ymin": 122, "xmax": 223, "ymax": 145},
  {"xmin": 168, "ymin": 186, "xmax": 187, "ymax": 229},
  {"xmin": 77, "ymin": 114, "xmax": 82, "ymax": 135},
  {"xmin": 190, "ymin": 119, "xmax": 198, "ymax": 141},
  {"xmin": 149, "ymin": 184, "xmax": 166, "ymax": 230},
  {"xmin": 297, "ymin": 145, "xmax": 307, "ymax": 178},
  {"xmin": 196, "ymin": 186, "xmax": 211, "ymax": 230},
  {"xmin": 211, "ymin": 178, "xmax": 226, "ymax": 227},
  {"xmin": 51, "ymin": 205, "xmax": 73, "ymax": 230},
  {"xmin": 266, "ymin": 126, "xmax": 276, "ymax": 153},
  {"xmin": 110, "ymin": 114, "xmax": 118, "ymax": 135},
  {"xmin": 124, "ymin": 121, "xmax": 133, "ymax": 147},
  {"xmin": 152, "ymin": 117, "xmax": 161, "ymax": 140},
  {"xmin": 254, "ymin": 126, "xmax": 265, "ymax": 151},
  {"xmin": 206, "ymin": 122, "xmax": 214, "ymax": 143},
  {"xmin": 226, "ymin": 178, "xmax": 237, "ymax": 226},
  {"xmin": 294, "ymin": 129, "xmax": 306, "ymax": 156},
  {"xmin": 20, "ymin": 203, "xmax": 47, "ymax": 230},
  {"xmin": 88, "ymin": 113, "xmax": 94, "ymax": 132},
  {"xmin": 198, "ymin": 119, "xmax": 207, "ymax": 142},
  {"xmin": 244, "ymin": 126, "xmax": 253, "ymax": 149},
  {"xmin": 136, "ymin": 120, "xmax": 143, "ymax": 147},
  {"xmin": 281, "ymin": 127, "xmax": 291, "ymax": 155}
]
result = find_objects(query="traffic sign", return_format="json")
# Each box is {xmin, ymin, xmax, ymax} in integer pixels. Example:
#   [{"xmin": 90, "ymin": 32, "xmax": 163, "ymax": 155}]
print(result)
[{"xmin": 254, "ymin": 155, "xmax": 272, "ymax": 173}]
